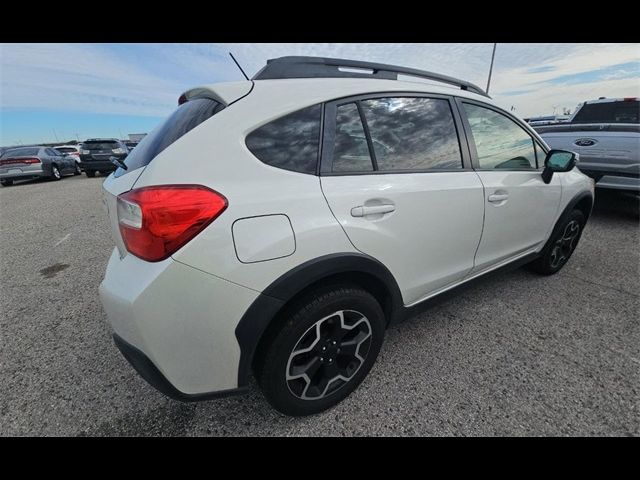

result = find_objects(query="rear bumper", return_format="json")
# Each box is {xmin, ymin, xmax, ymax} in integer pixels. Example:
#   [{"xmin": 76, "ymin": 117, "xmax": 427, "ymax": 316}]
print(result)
[
  {"xmin": 80, "ymin": 160, "xmax": 116, "ymax": 171},
  {"xmin": 99, "ymin": 248, "xmax": 259, "ymax": 397},
  {"xmin": 0, "ymin": 166, "xmax": 46, "ymax": 180},
  {"xmin": 113, "ymin": 334, "xmax": 248, "ymax": 401}
]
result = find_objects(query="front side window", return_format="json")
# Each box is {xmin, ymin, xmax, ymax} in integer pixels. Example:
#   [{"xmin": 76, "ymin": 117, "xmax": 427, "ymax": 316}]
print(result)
[
  {"xmin": 463, "ymin": 103, "xmax": 536, "ymax": 169},
  {"xmin": 246, "ymin": 104, "xmax": 321, "ymax": 175},
  {"xmin": 360, "ymin": 97, "xmax": 463, "ymax": 171}
]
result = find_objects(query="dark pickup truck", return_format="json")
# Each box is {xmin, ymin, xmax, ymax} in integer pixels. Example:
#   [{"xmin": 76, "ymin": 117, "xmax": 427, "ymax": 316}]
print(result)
[{"xmin": 533, "ymin": 98, "xmax": 639, "ymax": 192}]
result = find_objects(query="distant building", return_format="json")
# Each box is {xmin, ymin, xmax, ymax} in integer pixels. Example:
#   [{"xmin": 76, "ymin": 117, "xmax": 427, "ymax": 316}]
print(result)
[{"xmin": 128, "ymin": 133, "xmax": 147, "ymax": 142}]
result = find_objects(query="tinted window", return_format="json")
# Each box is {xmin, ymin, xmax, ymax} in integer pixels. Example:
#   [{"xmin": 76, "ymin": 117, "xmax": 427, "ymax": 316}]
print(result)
[
  {"xmin": 463, "ymin": 103, "xmax": 536, "ymax": 169},
  {"xmin": 360, "ymin": 97, "xmax": 463, "ymax": 171},
  {"xmin": 332, "ymin": 103, "xmax": 373, "ymax": 173},
  {"xmin": 0, "ymin": 147, "xmax": 39, "ymax": 158},
  {"xmin": 83, "ymin": 141, "xmax": 120, "ymax": 150},
  {"xmin": 246, "ymin": 104, "xmax": 321, "ymax": 175},
  {"xmin": 115, "ymin": 97, "xmax": 224, "ymax": 177},
  {"xmin": 572, "ymin": 101, "xmax": 639, "ymax": 124},
  {"xmin": 56, "ymin": 147, "xmax": 77, "ymax": 153}
]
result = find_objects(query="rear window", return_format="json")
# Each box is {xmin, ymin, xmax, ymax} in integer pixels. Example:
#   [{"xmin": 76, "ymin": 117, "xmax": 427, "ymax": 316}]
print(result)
[
  {"xmin": 245, "ymin": 104, "xmax": 321, "ymax": 175},
  {"xmin": 572, "ymin": 101, "xmax": 639, "ymax": 124},
  {"xmin": 1, "ymin": 147, "xmax": 39, "ymax": 158},
  {"xmin": 83, "ymin": 142, "xmax": 120, "ymax": 150},
  {"xmin": 115, "ymin": 97, "xmax": 223, "ymax": 177},
  {"xmin": 56, "ymin": 147, "xmax": 77, "ymax": 153}
]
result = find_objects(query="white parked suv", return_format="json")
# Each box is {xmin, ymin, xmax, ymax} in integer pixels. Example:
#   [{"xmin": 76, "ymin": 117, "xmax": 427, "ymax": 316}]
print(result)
[{"xmin": 99, "ymin": 57, "xmax": 595, "ymax": 416}]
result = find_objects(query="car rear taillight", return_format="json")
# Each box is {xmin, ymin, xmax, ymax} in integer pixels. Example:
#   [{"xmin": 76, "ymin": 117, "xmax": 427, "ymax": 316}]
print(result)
[
  {"xmin": 0, "ymin": 157, "xmax": 41, "ymax": 166},
  {"xmin": 116, "ymin": 185, "xmax": 227, "ymax": 262}
]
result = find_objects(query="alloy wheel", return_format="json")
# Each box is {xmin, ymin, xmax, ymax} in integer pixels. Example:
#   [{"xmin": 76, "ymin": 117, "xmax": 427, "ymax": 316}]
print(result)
[
  {"xmin": 550, "ymin": 220, "xmax": 581, "ymax": 269},
  {"xmin": 286, "ymin": 309, "xmax": 372, "ymax": 400}
]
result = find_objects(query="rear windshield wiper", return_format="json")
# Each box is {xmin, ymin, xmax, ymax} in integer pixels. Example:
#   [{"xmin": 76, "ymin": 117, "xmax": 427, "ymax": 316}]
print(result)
[{"xmin": 109, "ymin": 156, "xmax": 128, "ymax": 170}]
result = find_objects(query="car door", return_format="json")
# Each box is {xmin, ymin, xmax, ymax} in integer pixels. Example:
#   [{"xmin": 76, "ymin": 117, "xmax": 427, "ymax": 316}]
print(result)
[
  {"xmin": 457, "ymin": 99, "xmax": 562, "ymax": 273},
  {"xmin": 320, "ymin": 94, "xmax": 485, "ymax": 306},
  {"xmin": 51, "ymin": 149, "xmax": 69, "ymax": 172}
]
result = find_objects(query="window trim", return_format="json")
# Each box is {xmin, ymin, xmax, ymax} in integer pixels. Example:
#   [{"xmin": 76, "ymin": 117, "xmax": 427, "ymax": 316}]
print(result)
[
  {"xmin": 455, "ymin": 97, "xmax": 549, "ymax": 171},
  {"xmin": 320, "ymin": 92, "xmax": 472, "ymax": 176}
]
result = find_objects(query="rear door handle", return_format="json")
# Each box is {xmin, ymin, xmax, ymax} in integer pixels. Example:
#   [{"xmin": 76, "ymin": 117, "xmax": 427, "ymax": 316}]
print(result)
[
  {"xmin": 351, "ymin": 204, "xmax": 396, "ymax": 217},
  {"xmin": 488, "ymin": 193, "xmax": 509, "ymax": 203}
]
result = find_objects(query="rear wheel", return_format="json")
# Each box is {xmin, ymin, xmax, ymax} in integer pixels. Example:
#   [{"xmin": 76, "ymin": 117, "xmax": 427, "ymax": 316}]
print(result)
[
  {"xmin": 85, "ymin": 169, "xmax": 96, "ymax": 178},
  {"xmin": 73, "ymin": 163, "xmax": 81, "ymax": 175},
  {"xmin": 0, "ymin": 179, "xmax": 13, "ymax": 187},
  {"xmin": 256, "ymin": 285, "xmax": 385, "ymax": 416},
  {"xmin": 50, "ymin": 164, "xmax": 61, "ymax": 181},
  {"xmin": 527, "ymin": 209, "xmax": 585, "ymax": 275}
]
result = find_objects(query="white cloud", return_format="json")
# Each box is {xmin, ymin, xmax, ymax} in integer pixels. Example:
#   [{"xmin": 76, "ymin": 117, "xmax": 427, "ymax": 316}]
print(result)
[{"xmin": 1, "ymin": 42, "xmax": 638, "ymax": 123}]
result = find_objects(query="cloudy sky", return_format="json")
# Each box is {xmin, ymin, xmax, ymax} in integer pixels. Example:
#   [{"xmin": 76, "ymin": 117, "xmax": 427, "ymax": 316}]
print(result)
[{"xmin": 1, "ymin": 43, "xmax": 638, "ymax": 145}]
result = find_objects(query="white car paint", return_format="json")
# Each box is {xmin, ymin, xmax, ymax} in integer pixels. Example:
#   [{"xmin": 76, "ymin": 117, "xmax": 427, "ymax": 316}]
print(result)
[{"xmin": 99, "ymin": 74, "xmax": 594, "ymax": 396}]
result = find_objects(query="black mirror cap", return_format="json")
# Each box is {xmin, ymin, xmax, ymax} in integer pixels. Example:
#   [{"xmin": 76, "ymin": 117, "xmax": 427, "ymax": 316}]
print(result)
[{"xmin": 544, "ymin": 149, "xmax": 578, "ymax": 172}]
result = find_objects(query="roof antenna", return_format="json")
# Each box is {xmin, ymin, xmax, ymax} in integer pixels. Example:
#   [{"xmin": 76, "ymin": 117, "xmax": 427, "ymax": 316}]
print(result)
[{"xmin": 229, "ymin": 52, "xmax": 250, "ymax": 81}]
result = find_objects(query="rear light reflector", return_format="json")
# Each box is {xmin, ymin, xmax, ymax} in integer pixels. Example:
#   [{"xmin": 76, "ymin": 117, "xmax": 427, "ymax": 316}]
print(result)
[
  {"xmin": 0, "ymin": 157, "xmax": 41, "ymax": 166},
  {"xmin": 117, "ymin": 185, "xmax": 227, "ymax": 262}
]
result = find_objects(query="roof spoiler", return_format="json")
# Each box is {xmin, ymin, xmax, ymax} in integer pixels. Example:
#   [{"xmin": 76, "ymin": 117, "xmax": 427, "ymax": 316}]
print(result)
[{"xmin": 252, "ymin": 56, "xmax": 490, "ymax": 98}]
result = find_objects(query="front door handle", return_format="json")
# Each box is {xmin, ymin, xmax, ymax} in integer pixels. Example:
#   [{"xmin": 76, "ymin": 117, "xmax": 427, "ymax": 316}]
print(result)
[
  {"xmin": 488, "ymin": 193, "xmax": 509, "ymax": 203},
  {"xmin": 351, "ymin": 204, "xmax": 396, "ymax": 217}
]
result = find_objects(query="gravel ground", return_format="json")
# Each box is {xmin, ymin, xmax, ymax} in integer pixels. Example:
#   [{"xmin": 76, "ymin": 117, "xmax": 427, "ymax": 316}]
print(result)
[{"xmin": 1, "ymin": 174, "xmax": 638, "ymax": 436}]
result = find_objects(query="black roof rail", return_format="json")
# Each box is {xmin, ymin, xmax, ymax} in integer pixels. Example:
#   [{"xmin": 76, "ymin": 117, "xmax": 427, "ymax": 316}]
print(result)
[{"xmin": 252, "ymin": 56, "xmax": 490, "ymax": 98}]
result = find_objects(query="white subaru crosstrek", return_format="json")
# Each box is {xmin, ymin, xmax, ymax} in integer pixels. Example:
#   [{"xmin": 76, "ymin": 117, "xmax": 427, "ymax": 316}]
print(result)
[{"xmin": 99, "ymin": 56, "xmax": 594, "ymax": 416}]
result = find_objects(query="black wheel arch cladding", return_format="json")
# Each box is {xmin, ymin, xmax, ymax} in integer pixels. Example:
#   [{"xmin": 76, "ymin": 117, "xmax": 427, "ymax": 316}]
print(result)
[{"xmin": 234, "ymin": 252, "xmax": 403, "ymax": 387}]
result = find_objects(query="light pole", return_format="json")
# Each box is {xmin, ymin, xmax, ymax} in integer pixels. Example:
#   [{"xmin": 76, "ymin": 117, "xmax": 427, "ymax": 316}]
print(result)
[{"xmin": 486, "ymin": 43, "xmax": 497, "ymax": 95}]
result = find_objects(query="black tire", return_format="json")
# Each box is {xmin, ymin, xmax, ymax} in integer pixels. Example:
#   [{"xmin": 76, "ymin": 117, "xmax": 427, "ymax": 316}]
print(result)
[
  {"xmin": 50, "ymin": 164, "xmax": 61, "ymax": 181},
  {"xmin": 73, "ymin": 163, "xmax": 81, "ymax": 175},
  {"xmin": 85, "ymin": 169, "xmax": 96, "ymax": 178},
  {"xmin": 1, "ymin": 179, "xmax": 13, "ymax": 187},
  {"xmin": 527, "ymin": 209, "xmax": 586, "ymax": 275},
  {"xmin": 256, "ymin": 284, "xmax": 385, "ymax": 416}
]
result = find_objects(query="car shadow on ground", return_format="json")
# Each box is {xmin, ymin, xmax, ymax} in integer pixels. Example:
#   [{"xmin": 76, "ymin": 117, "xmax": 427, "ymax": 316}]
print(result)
[{"xmin": 591, "ymin": 189, "xmax": 639, "ymax": 221}]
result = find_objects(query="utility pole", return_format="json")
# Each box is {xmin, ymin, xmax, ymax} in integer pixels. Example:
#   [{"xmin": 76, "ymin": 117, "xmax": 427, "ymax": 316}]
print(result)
[
  {"xmin": 486, "ymin": 43, "xmax": 497, "ymax": 95},
  {"xmin": 52, "ymin": 129, "xmax": 59, "ymax": 142}
]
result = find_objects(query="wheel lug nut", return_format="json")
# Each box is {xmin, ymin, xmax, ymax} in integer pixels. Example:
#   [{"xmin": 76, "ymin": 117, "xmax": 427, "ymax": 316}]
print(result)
[
  {"xmin": 332, "ymin": 341, "xmax": 336, "ymax": 345},
  {"xmin": 322, "ymin": 346, "xmax": 326, "ymax": 351},
  {"xmin": 320, "ymin": 357, "xmax": 324, "ymax": 362}
]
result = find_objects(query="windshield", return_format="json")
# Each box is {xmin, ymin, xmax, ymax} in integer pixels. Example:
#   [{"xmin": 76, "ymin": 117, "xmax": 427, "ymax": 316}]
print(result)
[
  {"xmin": 83, "ymin": 142, "xmax": 120, "ymax": 150},
  {"xmin": 115, "ymin": 97, "xmax": 223, "ymax": 177},
  {"xmin": 1, "ymin": 147, "xmax": 39, "ymax": 158}
]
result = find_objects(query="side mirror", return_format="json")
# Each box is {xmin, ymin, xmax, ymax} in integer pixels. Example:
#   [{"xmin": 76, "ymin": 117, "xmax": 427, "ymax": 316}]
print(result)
[{"xmin": 542, "ymin": 149, "xmax": 578, "ymax": 184}]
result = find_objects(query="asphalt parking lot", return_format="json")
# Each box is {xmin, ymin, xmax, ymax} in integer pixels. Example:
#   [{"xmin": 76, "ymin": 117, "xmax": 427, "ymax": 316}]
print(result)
[{"xmin": 0, "ymin": 174, "xmax": 638, "ymax": 436}]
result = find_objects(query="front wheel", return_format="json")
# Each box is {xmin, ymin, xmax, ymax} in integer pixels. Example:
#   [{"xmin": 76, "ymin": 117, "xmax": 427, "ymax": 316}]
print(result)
[
  {"xmin": 527, "ymin": 209, "xmax": 585, "ymax": 275},
  {"xmin": 85, "ymin": 169, "xmax": 96, "ymax": 178},
  {"xmin": 1, "ymin": 179, "xmax": 13, "ymax": 187},
  {"xmin": 257, "ymin": 285, "xmax": 386, "ymax": 416}
]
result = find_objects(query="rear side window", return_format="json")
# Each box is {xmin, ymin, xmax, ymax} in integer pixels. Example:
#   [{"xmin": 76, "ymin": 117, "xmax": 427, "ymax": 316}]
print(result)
[
  {"xmin": 360, "ymin": 97, "xmax": 463, "ymax": 171},
  {"xmin": 246, "ymin": 104, "xmax": 321, "ymax": 175},
  {"xmin": 572, "ymin": 101, "xmax": 639, "ymax": 124},
  {"xmin": 116, "ymin": 97, "xmax": 223, "ymax": 177},
  {"xmin": 333, "ymin": 103, "xmax": 373, "ymax": 173},
  {"xmin": 1, "ymin": 147, "xmax": 39, "ymax": 158}
]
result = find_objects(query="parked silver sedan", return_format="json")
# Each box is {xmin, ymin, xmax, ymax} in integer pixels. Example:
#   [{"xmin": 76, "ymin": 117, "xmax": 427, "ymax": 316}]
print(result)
[{"xmin": 0, "ymin": 146, "xmax": 81, "ymax": 186}]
